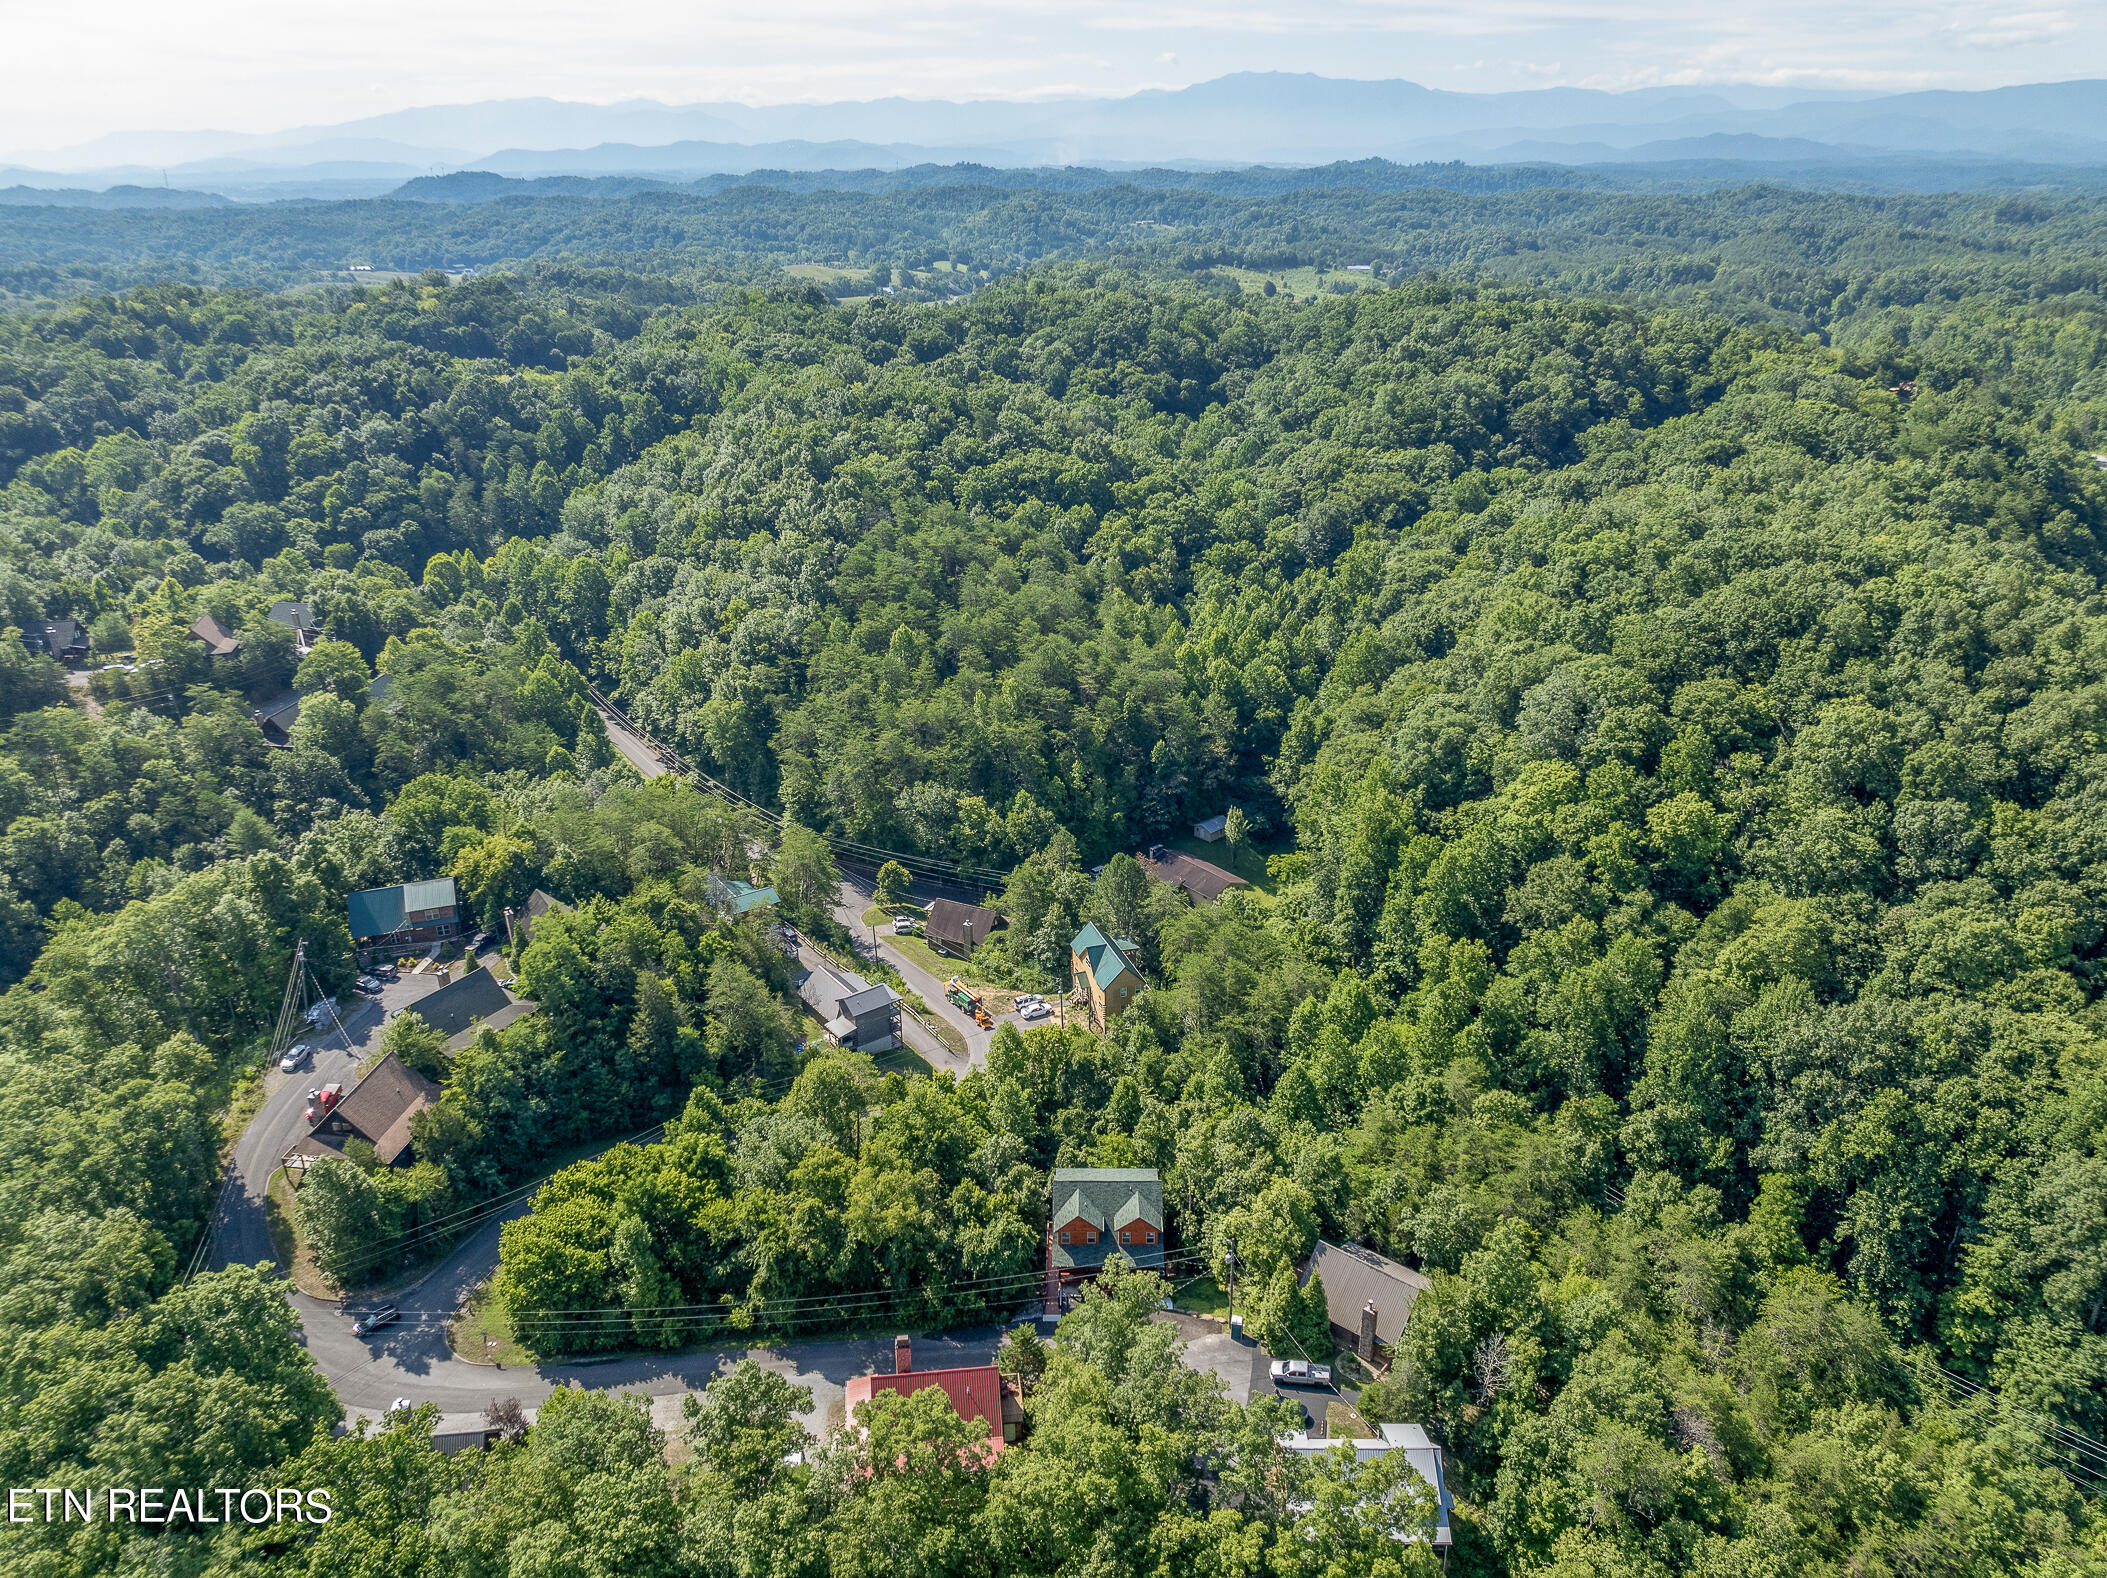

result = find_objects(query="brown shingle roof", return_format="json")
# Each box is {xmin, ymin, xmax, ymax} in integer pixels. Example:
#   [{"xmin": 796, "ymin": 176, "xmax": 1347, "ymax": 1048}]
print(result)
[
  {"xmin": 1137, "ymin": 846, "xmax": 1247, "ymax": 904},
  {"xmin": 925, "ymin": 898, "xmax": 1004, "ymax": 953},
  {"xmin": 1305, "ymin": 1240, "xmax": 1432, "ymax": 1347},
  {"xmin": 324, "ymin": 1052, "xmax": 441, "ymax": 1165},
  {"xmin": 188, "ymin": 614, "xmax": 240, "ymax": 657}
]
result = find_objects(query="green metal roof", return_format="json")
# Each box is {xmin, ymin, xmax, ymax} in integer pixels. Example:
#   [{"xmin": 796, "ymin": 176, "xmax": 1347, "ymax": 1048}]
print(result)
[
  {"xmin": 347, "ymin": 885, "xmax": 407, "ymax": 939},
  {"xmin": 726, "ymin": 880, "xmax": 779, "ymax": 915},
  {"xmin": 1071, "ymin": 922, "xmax": 1138, "ymax": 992}
]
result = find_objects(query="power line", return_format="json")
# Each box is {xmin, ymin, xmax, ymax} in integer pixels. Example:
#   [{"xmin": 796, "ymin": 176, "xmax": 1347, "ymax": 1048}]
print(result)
[
  {"xmin": 589, "ymin": 688, "xmax": 1013, "ymax": 890},
  {"xmin": 365, "ymin": 1251, "xmax": 1211, "ymax": 1336}
]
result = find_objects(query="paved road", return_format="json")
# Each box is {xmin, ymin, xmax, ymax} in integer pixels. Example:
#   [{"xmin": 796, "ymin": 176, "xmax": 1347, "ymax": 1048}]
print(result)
[
  {"xmin": 195, "ymin": 698, "xmax": 1137, "ymax": 1435},
  {"xmin": 825, "ymin": 875, "xmax": 998, "ymax": 1070},
  {"xmin": 206, "ymin": 964, "xmax": 463, "ymax": 1275},
  {"xmin": 601, "ymin": 703, "xmax": 672, "ymax": 780},
  {"xmin": 596, "ymin": 695, "xmax": 1019, "ymax": 1071}
]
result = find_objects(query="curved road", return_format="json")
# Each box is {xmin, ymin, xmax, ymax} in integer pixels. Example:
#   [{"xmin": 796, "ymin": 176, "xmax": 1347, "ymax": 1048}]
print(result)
[
  {"xmin": 204, "ymin": 706, "xmax": 1117, "ymax": 1440},
  {"xmin": 203, "ymin": 907, "xmax": 1007, "ymax": 1440}
]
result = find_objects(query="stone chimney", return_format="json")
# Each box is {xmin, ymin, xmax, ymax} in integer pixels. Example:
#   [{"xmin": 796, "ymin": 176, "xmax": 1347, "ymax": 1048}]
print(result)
[
  {"xmin": 1359, "ymin": 1300, "xmax": 1379, "ymax": 1363},
  {"xmin": 894, "ymin": 1334, "xmax": 912, "ymax": 1374}
]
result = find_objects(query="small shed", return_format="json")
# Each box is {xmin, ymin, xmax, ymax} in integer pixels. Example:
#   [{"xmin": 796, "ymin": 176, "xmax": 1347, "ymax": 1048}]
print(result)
[{"xmin": 1193, "ymin": 813, "xmax": 1228, "ymax": 843}]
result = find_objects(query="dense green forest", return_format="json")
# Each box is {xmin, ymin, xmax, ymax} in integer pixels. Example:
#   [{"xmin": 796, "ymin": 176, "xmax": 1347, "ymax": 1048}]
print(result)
[{"xmin": 2, "ymin": 178, "xmax": 2107, "ymax": 1575}]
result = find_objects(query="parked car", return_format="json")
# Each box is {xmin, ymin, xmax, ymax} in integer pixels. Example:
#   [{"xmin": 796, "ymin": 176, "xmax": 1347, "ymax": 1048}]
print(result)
[
  {"xmin": 469, "ymin": 931, "xmax": 493, "ymax": 951},
  {"xmin": 387, "ymin": 1397, "xmax": 414, "ymax": 1417},
  {"xmin": 1269, "ymin": 1359, "xmax": 1332, "ymax": 1387},
  {"xmin": 352, "ymin": 1304, "xmax": 399, "ymax": 1337},
  {"xmin": 371, "ymin": 961, "xmax": 400, "ymax": 981},
  {"xmin": 278, "ymin": 1043, "xmax": 310, "ymax": 1073},
  {"xmin": 356, "ymin": 975, "xmax": 383, "ymax": 994},
  {"xmin": 1019, "ymin": 1001, "xmax": 1051, "ymax": 1021},
  {"xmin": 893, "ymin": 915, "xmax": 918, "ymax": 934}
]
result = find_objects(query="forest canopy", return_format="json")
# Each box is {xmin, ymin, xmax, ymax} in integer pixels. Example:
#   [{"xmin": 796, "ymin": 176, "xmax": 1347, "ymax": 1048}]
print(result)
[{"xmin": 1, "ymin": 179, "xmax": 2106, "ymax": 1577}]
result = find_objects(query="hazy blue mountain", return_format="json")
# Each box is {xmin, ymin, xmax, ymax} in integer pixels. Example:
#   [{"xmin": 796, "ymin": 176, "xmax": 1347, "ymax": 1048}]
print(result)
[{"xmin": 10, "ymin": 73, "xmax": 2107, "ymax": 201}]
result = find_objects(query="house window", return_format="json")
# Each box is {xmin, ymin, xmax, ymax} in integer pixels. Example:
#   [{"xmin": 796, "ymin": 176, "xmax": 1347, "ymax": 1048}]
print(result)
[
  {"xmin": 1059, "ymin": 1231, "xmax": 1070, "ymax": 1245},
  {"xmin": 1146, "ymin": 1230, "xmax": 1157, "ymax": 1244},
  {"xmin": 1119, "ymin": 986, "xmax": 1127, "ymax": 997},
  {"xmin": 1119, "ymin": 1231, "xmax": 1129, "ymax": 1245},
  {"xmin": 1086, "ymin": 1230, "xmax": 1097, "ymax": 1244}
]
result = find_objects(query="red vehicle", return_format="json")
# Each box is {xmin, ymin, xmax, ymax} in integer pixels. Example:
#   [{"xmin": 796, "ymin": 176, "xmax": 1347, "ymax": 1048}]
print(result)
[{"xmin": 304, "ymin": 1083, "xmax": 343, "ymax": 1124}]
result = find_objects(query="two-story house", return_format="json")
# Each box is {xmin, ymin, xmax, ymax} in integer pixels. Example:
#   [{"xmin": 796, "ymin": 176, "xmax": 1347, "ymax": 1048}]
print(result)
[
  {"xmin": 1070, "ymin": 922, "xmax": 1142, "ymax": 1028},
  {"xmin": 1050, "ymin": 1166, "xmax": 1165, "ymax": 1280}
]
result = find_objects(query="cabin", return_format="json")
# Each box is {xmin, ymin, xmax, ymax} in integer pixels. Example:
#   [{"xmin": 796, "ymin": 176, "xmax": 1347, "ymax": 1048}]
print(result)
[
  {"xmin": 347, "ymin": 877, "xmax": 461, "ymax": 957},
  {"xmin": 1137, "ymin": 845, "xmax": 1246, "ymax": 904},
  {"xmin": 286, "ymin": 1052, "xmax": 441, "ymax": 1170},
  {"xmin": 925, "ymin": 899, "xmax": 1003, "ymax": 960},
  {"xmin": 710, "ymin": 876, "xmax": 779, "ymax": 916},
  {"xmin": 797, "ymin": 961, "xmax": 900, "ymax": 1052},
  {"xmin": 1305, "ymin": 1240, "xmax": 1432, "ymax": 1360},
  {"xmin": 187, "ymin": 614, "xmax": 240, "ymax": 659},
  {"xmin": 252, "ymin": 691, "xmax": 301, "ymax": 747},
  {"xmin": 508, "ymin": 887, "xmax": 568, "ymax": 946},
  {"xmin": 26, "ymin": 619, "xmax": 88, "ymax": 663},
  {"xmin": 408, "ymin": 965, "xmax": 539, "ymax": 1049},
  {"xmin": 1276, "ymin": 1423, "xmax": 1452, "ymax": 1551},
  {"xmin": 844, "ymin": 1334, "xmax": 1023, "ymax": 1460},
  {"xmin": 1050, "ymin": 1166, "xmax": 1164, "ymax": 1277},
  {"xmin": 268, "ymin": 600, "xmax": 319, "ymax": 653},
  {"xmin": 1070, "ymin": 922, "xmax": 1142, "ymax": 1028}
]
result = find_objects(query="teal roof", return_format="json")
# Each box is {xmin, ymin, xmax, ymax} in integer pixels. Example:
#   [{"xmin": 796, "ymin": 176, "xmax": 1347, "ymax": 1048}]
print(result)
[
  {"xmin": 347, "ymin": 885, "xmax": 407, "ymax": 938},
  {"xmin": 726, "ymin": 881, "xmax": 779, "ymax": 915},
  {"xmin": 1071, "ymin": 922, "xmax": 1138, "ymax": 992}
]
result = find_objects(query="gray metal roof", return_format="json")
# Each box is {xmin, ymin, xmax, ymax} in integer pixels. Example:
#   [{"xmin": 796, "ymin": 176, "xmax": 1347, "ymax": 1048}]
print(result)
[
  {"xmin": 840, "ymin": 983, "xmax": 898, "ymax": 1020},
  {"xmin": 1305, "ymin": 1240, "xmax": 1432, "ymax": 1347}
]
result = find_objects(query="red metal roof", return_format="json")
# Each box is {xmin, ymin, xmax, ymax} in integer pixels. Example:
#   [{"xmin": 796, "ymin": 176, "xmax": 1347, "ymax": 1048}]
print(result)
[{"xmin": 844, "ymin": 1364, "xmax": 1012, "ymax": 1455}]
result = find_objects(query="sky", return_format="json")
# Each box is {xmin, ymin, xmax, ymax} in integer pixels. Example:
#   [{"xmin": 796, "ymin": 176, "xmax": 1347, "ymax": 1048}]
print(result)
[{"xmin": 1, "ymin": 0, "xmax": 2103, "ymax": 155}]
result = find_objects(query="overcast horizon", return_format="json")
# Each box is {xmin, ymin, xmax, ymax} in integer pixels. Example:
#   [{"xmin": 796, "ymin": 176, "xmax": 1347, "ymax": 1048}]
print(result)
[{"xmin": 5, "ymin": 0, "xmax": 2106, "ymax": 157}]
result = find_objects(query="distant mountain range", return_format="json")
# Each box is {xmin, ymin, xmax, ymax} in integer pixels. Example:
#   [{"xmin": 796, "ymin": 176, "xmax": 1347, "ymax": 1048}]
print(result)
[{"xmin": 4, "ymin": 73, "xmax": 2107, "ymax": 202}]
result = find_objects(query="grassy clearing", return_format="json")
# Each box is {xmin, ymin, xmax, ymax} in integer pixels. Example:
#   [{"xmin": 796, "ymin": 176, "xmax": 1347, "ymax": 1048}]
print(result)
[
  {"xmin": 1171, "ymin": 1273, "xmax": 1231, "ymax": 1318},
  {"xmin": 451, "ymin": 1280, "xmax": 535, "ymax": 1366},
  {"xmin": 266, "ymin": 1168, "xmax": 337, "ymax": 1298},
  {"xmin": 1327, "ymin": 1399, "xmax": 1376, "ymax": 1439},
  {"xmin": 218, "ymin": 1065, "xmax": 269, "ymax": 1149},
  {"xmin": 1212, "ymin": 264, "xmax": 1377, "ymax": 302},
  {"xmin": 906, "ymin": 1010, "xmax": 968, "ymax": 1061},
  {"xmin": 872, "ymin": 1045, "xmax": 937, "ymax": 1078}
]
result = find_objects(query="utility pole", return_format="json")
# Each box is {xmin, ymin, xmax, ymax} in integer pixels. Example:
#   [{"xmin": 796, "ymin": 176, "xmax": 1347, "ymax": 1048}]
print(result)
[{"xmin": 1223, "ymin": 1236, "xmax": 1241, "ymax": 1322}]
